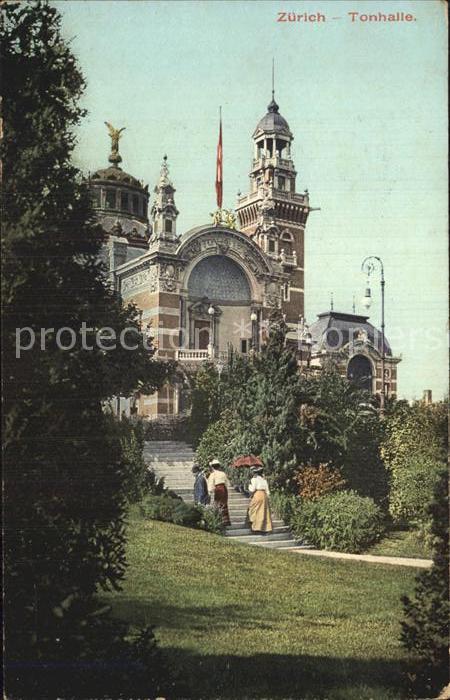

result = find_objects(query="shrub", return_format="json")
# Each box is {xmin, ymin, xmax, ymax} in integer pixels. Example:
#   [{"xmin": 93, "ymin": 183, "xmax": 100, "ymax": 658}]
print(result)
[
  {"xmin": 292, "ymin": 490, "xmax": 385, "ymax": 553},
  {"xmin": 172, "ymin": 501, "xmax": 203, "ymax": 527},
  {"xmin": 401, "ymin": 469, "xmax": 449, "ymax": 697},
  {"xmin": 140, "ymin": 495, "xmax": 179, "ymax": 522},
  {"xmin": 139, "ymin": 495, "xmax": 222, "ymax": 533},
  {"xmin": 389, "ymin": 455, "xmax": 442, "ymax": 526},
  {"xmin": 270, "ymin": 490, "xmax": 299, "ymax": 525},
  {"xmin": 198, "ymin": 504, "xmax": 226, "ymax": 534},
  {"xmin": 294, "ymin": 463, "xmax": 346, "ymax": 500}
]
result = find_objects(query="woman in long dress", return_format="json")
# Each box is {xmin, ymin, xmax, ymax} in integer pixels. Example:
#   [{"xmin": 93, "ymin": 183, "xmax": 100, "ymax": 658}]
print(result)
[
  {"xmin": 247, "ymin": 465, "xmax": 273, "ymax": 533},
  {"xmin": 207, "ymin": 458, "xmax": 231, "ymax": 526}
]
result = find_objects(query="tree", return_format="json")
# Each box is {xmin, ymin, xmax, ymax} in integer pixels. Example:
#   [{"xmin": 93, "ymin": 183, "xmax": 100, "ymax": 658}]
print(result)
[
  {"xmin": 2, "ymin": 2, "xmax": 171, "ymax": 695},
  {"xmin": 401, "ymin": 468, "xmax": 449, "ymax": 697}
]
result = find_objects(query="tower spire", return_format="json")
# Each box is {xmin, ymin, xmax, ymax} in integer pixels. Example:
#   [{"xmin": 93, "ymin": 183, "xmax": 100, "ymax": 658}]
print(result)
[{"xmin": 272, "ymin": 57, "xmax": 275, "ymax": 101}]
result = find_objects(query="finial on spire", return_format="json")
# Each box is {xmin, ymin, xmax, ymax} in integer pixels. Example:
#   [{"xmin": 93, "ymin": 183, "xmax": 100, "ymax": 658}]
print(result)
[
  {"xmin": 104, "ymin": 122, "xmax": 125, "ymax": 166},
  {"xmin": 330, "ymin": 292, "xmax": 334, "ymax": 311},
  {"xmin": 272, "ymin": 57, "xmax": 275, "ymax": 100},
  {"xmin": 159, "ymin": 154, "xmax": 171, "ymax": 185},
  {"xmin": 352, "ymin": 295, "xmax": 356, "ymax": 313}
]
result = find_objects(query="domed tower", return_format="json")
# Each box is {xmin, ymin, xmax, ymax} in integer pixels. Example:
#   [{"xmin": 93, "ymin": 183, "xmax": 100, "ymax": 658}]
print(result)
[
  {"xmin": 235, "ymin": 91, "xmax": 313, "ymax": 323},
  {"xmin": 89, "ymin": 123, "xmax": 150, "ymax": 270}
]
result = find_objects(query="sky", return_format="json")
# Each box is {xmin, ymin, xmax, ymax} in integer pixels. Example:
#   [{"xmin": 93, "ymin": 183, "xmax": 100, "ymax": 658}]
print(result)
[{"xmin": 56, "ymin": 0, "xmax": 448, "ymax": 400}]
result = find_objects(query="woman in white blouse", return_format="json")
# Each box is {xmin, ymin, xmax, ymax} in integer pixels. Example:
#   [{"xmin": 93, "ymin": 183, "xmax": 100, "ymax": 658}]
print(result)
[{"xmin": 247, "ymin": 465, "xmax": 273, "ymax": 533}]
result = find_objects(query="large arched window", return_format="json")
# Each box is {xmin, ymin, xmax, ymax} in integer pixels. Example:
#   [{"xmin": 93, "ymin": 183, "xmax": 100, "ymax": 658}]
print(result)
[
  {"xmin": 347, "ymin": 355, "xmax": 373, "ymax": 392},
  {"xmin": 188, "ymin": 255, "xmax": 251, "ymax": 304}
]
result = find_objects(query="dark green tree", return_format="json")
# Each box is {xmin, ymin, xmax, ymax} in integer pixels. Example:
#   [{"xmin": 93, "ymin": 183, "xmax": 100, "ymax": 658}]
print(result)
[
  {"xmin": 2, "ymin": 2, "xmax": 171, "ymax": 696},
  {"xmin": 401, "ymin": 468, "xmax": 449, "ymax": 696}
]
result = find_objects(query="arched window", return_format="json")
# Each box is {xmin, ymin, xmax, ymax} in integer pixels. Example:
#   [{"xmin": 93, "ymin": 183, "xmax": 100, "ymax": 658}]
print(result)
[
  {"xmin": 347, "ymin": 355, "xmax": 373, "ymax": 393},
  {"xmin": 188, "ymin": 255, "xmax": 251, "ymax": 303}
]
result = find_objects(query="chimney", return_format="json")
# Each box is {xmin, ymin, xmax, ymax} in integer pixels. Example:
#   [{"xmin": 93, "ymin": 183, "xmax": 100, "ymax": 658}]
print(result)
[{"xmin": 423, "ymin": 390, "xmax": 432, "ymax": 405}]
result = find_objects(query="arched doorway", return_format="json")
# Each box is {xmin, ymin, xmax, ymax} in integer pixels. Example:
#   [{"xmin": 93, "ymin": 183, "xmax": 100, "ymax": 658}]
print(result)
[{"xmin": 347, "ymin": 354, "xmax": 373, "ymax": 392}]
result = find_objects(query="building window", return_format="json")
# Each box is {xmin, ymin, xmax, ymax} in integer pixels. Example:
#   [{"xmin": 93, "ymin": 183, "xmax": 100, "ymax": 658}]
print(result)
[
  {"xmin": 165, "ymin": 219, "xmax": 173, "ymax": 233},
  {"xmin": 105, "ymin": 189, "xmax": 116, "ymax": 209},
  {"xmin": 142, "ymin": 199, "xmax": 147, "ymax": 217},
  {"xmin": 268, "ymin": 239, "xmax": 275, "ymax": 253},
  {"xmin": 283, "ymin": 283, "xmax": 290, "ymax": 301},
  {"xmin": 278, "ymin": 175, "xmax": 285, "ymax": 190},
  {"xmin": 120, "ymin": 191, "xmax": 129, "ymax": 211},
  {"xmin": 240, "ymin": 339, "xmax": 248, "ymax": 354}
]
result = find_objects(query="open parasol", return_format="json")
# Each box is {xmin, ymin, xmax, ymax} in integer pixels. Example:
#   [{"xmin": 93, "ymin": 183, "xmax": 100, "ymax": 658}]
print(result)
[{"xmin": 231, "ymin": 454, "xmax": 263, "ymax": 468}]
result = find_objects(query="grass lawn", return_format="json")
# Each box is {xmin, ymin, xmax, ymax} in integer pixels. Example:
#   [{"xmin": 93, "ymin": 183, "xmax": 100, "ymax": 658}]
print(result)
[
  {"xmin": 102, "ymin": 508, "xmax": 419, "ymax": 699},
  {"xmin": 367, "ymin": 529, "xmax": 432, "ymax": 559}
]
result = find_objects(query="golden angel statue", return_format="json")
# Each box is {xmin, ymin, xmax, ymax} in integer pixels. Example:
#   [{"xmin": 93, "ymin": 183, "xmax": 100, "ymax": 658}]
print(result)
[{"xmin": 104, "ymin": 122, "xmax": 126, "ymax": 153}]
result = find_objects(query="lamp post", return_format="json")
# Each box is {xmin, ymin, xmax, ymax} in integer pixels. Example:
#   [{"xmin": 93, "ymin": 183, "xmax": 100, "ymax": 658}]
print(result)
[
  {"xmin": 208, "ymin": 304, "xmax": 215, "ymax": 358},
  {"xmin": 361, "ymin": 256, "xmax": 385, "ymax": 414},
  {"xmin": 250, "ymin": 310, "xmax": 258, "ymax": 351}
]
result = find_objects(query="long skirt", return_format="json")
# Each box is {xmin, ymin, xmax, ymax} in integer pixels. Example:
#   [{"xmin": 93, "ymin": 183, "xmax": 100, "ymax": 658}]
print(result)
[
  {"xmin": 248, "ymin": 490, "xmax": 273, "ymax": 533},
  {"xmin": 214, "ymin": 484, "xmax": 231, "ymax": 526}
]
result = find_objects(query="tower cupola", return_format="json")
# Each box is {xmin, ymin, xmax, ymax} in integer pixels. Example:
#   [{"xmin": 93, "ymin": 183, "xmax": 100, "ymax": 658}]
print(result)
[{"xmin": 150, "ymin": 155, "xmax": 179, "ymax": 241}]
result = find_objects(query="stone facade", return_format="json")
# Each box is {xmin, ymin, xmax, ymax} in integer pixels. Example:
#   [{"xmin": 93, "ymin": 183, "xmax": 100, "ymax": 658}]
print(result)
[{"xmin": 90, "ymin": 103, "xmax": 399, "ymax": 418}]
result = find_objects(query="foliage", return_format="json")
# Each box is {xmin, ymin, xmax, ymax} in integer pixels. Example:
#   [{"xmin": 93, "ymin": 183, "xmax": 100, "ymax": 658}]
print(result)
[
  {"xmin": 139, "ymin": 494, "xmax": 223, "ymax": 532},
  {"xmin": 197, "ymin": 503, "xmax": 226, "ymax": 534},
  {"xmin": 294, "ymin": 462, "xmax": 346, "ymax": 500},
  {"xmin": 2, "ymin": 3, "xmax": 171, "ymax": 696},
  {"xmin": 382, "ymin": 401, "xmax": 447, "ymax": 524},
  {"xmin": 298, "ymin": 369, "xmax": 389, "ymax": 504},
  {"xmin": 401, "ymin": 469, "xmax": 449, "ymax": 697},
  {"xmin": 189, "ymin": 363, "xmax": 222, "ymax": 445},
  {"xmin": 113, "ymin": 416, "xmax": 149, "ymax": 503},
  {"xmin": 389, "ymin": 455, "xmax": 443, "ymax": 525},
  {"xmin": 269, "ymin": 490, "xmax": 299, "ymax": 524},
  {"xmin": 195, "ymin": 409, "xmax": 237, "ymax": 471},
  {"xmin": 292, "ymin": 490, "xmax": 386, "ymax": 553}
]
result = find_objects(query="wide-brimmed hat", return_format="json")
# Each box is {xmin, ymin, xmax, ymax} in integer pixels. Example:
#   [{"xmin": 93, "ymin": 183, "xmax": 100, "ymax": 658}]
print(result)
[
  {"xmin": 250, "ymin": 465, "xmax": 264, "ymax": 474},
  {"xmin": 209, "ymin": 458, "xmax": 221, "ymax": 467}
]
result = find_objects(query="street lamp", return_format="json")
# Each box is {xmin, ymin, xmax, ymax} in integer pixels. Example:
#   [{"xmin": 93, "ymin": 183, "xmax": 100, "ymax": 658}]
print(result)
[
  {"xmin": 208, "ymin": 304, "xmax": 215, "ymax": 358},
  {"xmin": 250, "ymin": 310, "xmax": 258, "ymax": 350},
  {"xmin": 361, "ymin": 256, "xmax": 386, "ymax": 414}
]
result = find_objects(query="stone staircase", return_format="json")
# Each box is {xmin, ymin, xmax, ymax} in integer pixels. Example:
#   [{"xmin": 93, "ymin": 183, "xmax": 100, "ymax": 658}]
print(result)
[{"xmin": 143, "ymin": 440, "xmax": 301, "ymax": 550}]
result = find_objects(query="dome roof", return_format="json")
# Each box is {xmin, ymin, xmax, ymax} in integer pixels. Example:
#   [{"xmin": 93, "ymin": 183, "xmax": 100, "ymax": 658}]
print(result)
[
  {"xmin": 90, "ymin": 165, "xmax": 143, "ymax": 190},
  {"xmin": 309, "ymin": 311, "xmax": 392, "ymax": 356},
  {"xmin": 254, "ymin": 97, "xmax": 292, "ymax": 137}
]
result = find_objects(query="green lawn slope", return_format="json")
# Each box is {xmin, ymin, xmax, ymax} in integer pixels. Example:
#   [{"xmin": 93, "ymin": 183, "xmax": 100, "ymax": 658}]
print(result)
[{"xmin": 103, "ymin": 509, "xmax": 418, "ymax": 699}]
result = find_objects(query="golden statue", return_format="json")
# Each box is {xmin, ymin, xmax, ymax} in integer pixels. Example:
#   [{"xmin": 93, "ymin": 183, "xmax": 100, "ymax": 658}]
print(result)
[
  {"xmin": 223, "ymin": 209, "xmax": 237, "ymax": 230},
  {"xmin": 210, "ymin": 209, "xmax": 222, "ymax": 226},
  {"xmin": 104, "ymin": 122, "xmax": 126, "ymax": 162}
]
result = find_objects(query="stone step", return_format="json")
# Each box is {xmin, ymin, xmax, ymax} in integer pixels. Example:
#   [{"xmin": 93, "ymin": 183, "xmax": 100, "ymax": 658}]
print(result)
[
  {"xmin": 226, "ymin": 519, "xmax": 284, "ymax": 530},
  {"xmin": 229, "ymin": 530, "xmax": 292, "ymax": 543},
  {"xmin": 226, "ymin": 526, "xmax": 290, "ymax": 538}
]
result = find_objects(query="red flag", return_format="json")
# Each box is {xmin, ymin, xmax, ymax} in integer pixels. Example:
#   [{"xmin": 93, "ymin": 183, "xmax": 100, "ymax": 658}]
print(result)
[{"xmin": 215, "ymin": 110, "xmax": 223, "ymax": 209}]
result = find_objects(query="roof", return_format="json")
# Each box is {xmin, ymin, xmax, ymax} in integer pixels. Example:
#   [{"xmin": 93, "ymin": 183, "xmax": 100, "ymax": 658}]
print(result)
[
  {"xmin": 90, "ymin": 165, "xmax": 144, "ymax": 190},
  {"xmin": 254, "ymin": 97, "xmax": 292, "ymax": 138},
  {"xmin": 309, "ymin": 311, "xmax": 392, "ymax": 356}
]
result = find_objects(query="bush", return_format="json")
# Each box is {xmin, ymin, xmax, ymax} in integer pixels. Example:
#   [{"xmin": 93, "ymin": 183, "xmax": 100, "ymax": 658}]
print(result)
[
  {"xmin": 389, "ymin": 455, "xmax": 442, "ymax": 526},
  {"xmin": 294, "ymin": 463, "xmax": 346, "ymax": 500},
  {"xmin": 139, "ymin": 495, "xmax": 222, "ymax": 532},
  {"xmin": 198, "ymin": 504, "xmax": 226, "ymax": 534},
  {"xmin": 270, "ymin": 490, "xmax": 299, "ymax": 525},
  {"xmin": 292, "ymin": 490, "xmax": 385, "ymax": 553},
  {"xmin": 401, "ymin": 469, "xmax": 449, "ymax": 697}
]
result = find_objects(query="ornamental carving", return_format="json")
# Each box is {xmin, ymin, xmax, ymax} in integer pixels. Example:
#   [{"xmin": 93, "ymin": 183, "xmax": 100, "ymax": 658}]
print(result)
[{"xmin": 121, "ymin": 266, "xmax": 158, "ymax": 295}]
